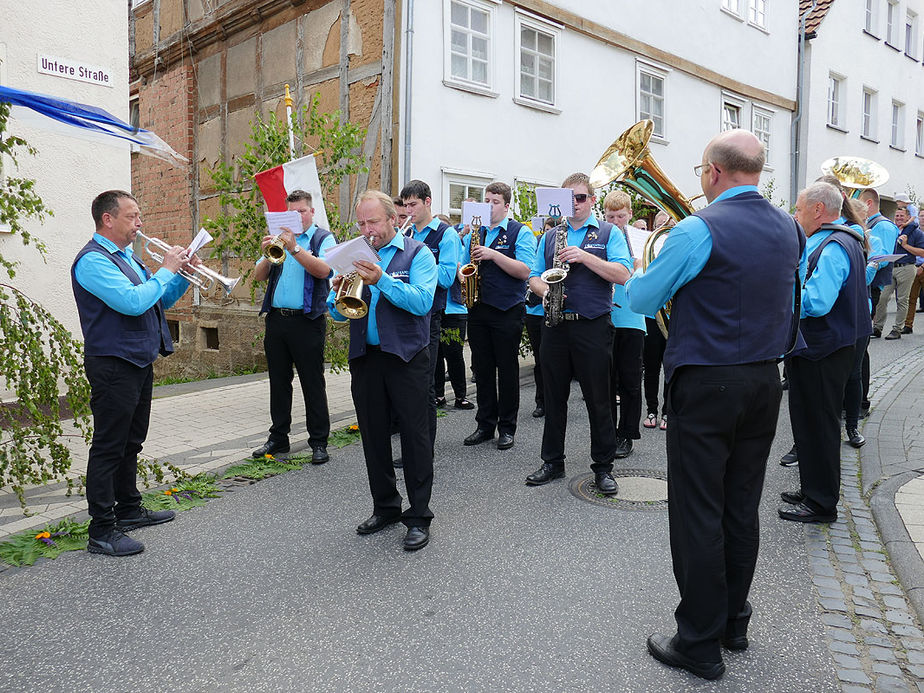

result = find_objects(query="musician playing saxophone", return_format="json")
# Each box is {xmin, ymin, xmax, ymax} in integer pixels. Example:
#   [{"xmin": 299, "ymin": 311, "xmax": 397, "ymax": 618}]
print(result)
[
  {"xmin": 525, "ymin": 172, "xmax": 632, "ymax": 494},
  {"xmin": 461, "ymin": 182, "xmax": 537, "ymax": 451}
]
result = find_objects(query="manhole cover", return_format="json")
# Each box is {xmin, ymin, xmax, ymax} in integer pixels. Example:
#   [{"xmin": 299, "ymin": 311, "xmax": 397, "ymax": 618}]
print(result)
[{"xmin": 569, "ymin": 469, "xmax": 669, "ymax": 511}]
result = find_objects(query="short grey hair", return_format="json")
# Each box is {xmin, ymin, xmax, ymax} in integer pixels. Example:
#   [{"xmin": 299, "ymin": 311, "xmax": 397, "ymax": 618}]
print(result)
[{"xmin": 801, "ymin": 182, "xmax": 843, "ymax": 215}]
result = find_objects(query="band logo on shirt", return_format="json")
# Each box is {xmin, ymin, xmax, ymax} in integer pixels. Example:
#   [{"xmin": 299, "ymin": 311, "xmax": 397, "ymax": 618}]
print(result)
[
  {"xmin": 390, "ymin": 270, "xmax": 410, "ymax": 279},
  {"xmin": 584, "ymin": 243, "xmax": 605, "ymax": 250}
]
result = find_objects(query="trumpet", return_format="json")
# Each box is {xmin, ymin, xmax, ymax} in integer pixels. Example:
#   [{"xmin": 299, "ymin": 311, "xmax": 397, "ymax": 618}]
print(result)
[
  {"xmin": 263, "ymin": 235, "xmax": 288, "ymax": 264},
  {"xmin": 137, "ymin": 232, "xmax": 240, "ymax": 295},
  {"xmin": 333, "ymin": 235, "xmax": 383, "ymax": 320}
]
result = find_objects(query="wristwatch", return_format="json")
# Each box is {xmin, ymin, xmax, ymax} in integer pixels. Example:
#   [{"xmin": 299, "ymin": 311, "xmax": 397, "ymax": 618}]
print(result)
[{"xmin": 291, "ymin": 245, "xmax": 302, "ymax": 255}]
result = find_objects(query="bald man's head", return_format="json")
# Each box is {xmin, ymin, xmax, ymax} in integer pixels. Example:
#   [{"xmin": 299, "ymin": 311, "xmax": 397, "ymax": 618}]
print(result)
[{"xmin": 705, "ymin": 129, "xmax": 766, "ymax": 176}]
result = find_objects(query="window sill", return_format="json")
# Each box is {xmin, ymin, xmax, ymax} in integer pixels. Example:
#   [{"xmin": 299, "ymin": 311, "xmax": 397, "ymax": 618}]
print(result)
[
  {"xmin": 748, "ymin": 21, "xmax": 770, "ymax": 35},
  {"xmin": 512, "ymin": 95, "xmax": 561, "ymax": 115},
  {"xmin": 442, "ymin": 79, "xmax": 499, "ymax": 99},
  {"xmin": 862, "ymin": 29, "xmax": 880, "ymax": 40},
  {"xmin": 649, "ymin": 134, "xmax": 670, "ymax": 146},
  {"xmin": 720, "ymin": 7, "xmax": 744, "ymax": 22},
  {"xmin": 906, "ymin": 52, "xmax": 920, "ymax": 62},
  {"xmin": 885, "ymin": 41, "xmax": 901, "ymax": 51},
  {"xmin": 826, "ymin": 123, "xmax": 849, "ymax": 134},
  {"xmin": 890, "ymin": 144, "xmax": 907, "ymax": 152},
  {"xmin": 860, "ymin": 134, "xmax": 880, "ymax": 144},
  {"xmin": 916, "ymin": 153, "xmax": 924, "ymax": 159},
  {"xmin": 0, "ymin": 224, "xmax": 11, "ymax": 234}
]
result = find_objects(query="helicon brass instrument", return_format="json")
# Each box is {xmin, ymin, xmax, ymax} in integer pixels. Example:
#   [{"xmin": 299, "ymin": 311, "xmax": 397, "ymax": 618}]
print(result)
[
  {"xmin": 589, "ymin": 119, "xmax": 699, "ymax": 337},
  {"xmin": 333, "ymin": 235, "xmax": 383, "ymax": 320},
  {"xmin": 137, "ymin": 232, "xmax": 240, "ymax": 295},
  {"xmin": 820, "ymin": 156, "xmax": 889, "ymax": 198},
  {"xmin": 459, "ymin": 215, "xmax": 483, "ymax": 308},
  {"xmin": 541, "ymin": 217, "xmax": 569, "ymax": 328},
  {"xmin": 263, "ymin": 235, "xmax": 288, "ymax": 264}
]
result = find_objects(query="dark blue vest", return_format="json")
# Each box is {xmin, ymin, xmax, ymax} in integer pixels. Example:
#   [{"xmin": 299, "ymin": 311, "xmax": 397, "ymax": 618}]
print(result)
[
  {"xmin": 869, "ymin": 215, "xmax": 896, "ymax": 288},
  {"xmin": 794, "ymin": 225, "xmax": 872, "ymax": 361},
  {"xmin": 478, "ymin": 219, "xmax": 528, "ymax": 311},
  {"xmin": 71, "ymin": 239, "xmax": 173, "ymax": 368},
  {"xmin": 894, "ymin": 218, "xmax": 921, "ymax": 265},
  {"xmin": 348, "ymin": 237, "xmax": 432, "ymax": 362},
  {"xmin": 542, "ymin": 220, "xmax": 614, "ymax": 319},
  {"xmin": 414, "ymin": 221, "xmax": 452, "ymax": 312},
  {"xmin": 664, "ymin": 191, "xmax": 802, "ymax": 382},
  {"xmin": 260, "ymin": 228, "xmax": 333, "ymax": 318}
]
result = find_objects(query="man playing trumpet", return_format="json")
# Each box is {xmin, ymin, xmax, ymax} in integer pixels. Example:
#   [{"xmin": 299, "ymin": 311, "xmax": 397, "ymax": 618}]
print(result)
[
  {"xmin": 251, "ymin": 190, "xmax": 336, "ymax": 464},
  {"xmin": 72, "ymin": 190, "xmax": 200, "ymax": 556}
]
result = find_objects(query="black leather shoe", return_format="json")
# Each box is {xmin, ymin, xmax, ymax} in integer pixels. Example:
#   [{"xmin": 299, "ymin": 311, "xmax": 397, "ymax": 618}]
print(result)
[
  {"xmin": 252, "ymin": 439, "xmax": 290, "ymax": 458},
  {"xmin": 723, "ymin": 601, "xmax": 751, "ymax": 651},
  {"xmin": 454, "ymin": 398, "xmax": 475, "ymax": 410},
  {"xmin": 614, "ymin": 437, "xmax": 633, "ymax": 458},
  {"xmin": 846, "ymin": 427, "xmax": 865, "ymax": 448},
  {"xmin": 532, "ymin": 405, "xmax": 545, "ymax": 418},
  {"xmin": 434, "ymin": 396, "xmax": 447, "ymax": 408},
  {"xmin": 902, "ymin": 326, "xmax": 913, "ymax": 334},
  {"xmin": 497, "ymin": 433, "xmax": 515, "ymax": 450},
  {"xmin": 871, "ymin": 328, "xmax": 882, "ymax": 338},
  {"xmin": 403, "ymin": 526, "xmax": 430, "ymax": 551},
  {"xmin": 87, "ymin": 530, "xmax": 144, "ymax": 557},
  {"xmin": 780, "ymin": 445, "xmax": 798, "ymax": 467},
  {"xmin": 310, "ymin": 446, "xmax": 329, "ymax": 464},
  {"xmin": 464, "ymin": 428, "xmax": 494, "ymax": 446},
  {"xmin": 356, "ymin": 514, "xmax": 401, "ymax": 535},
  {"xmin": 778, "ymin": 502, "xmax": 836, "ymax": 524},
  {"xmin": 885, "ymin": 329, "xmax": 902, "ymax": 340},
  {"xmin": 594, "ymin": 472, "xmax": 619, "ymax": 495},
  {"xmin": 116, "ymin": 507, "xmax": 176, "ymax": 531},
  {"xmin": 780, "ymin": 489, "xmax": 805, "ymax": 505},
  {"xmin": 646, "ymin": 633, "xmax": 725, "ymax": 680},
  {"xmin": 525, "ymin": 463, "xmax": 565, "ymax": 486}
]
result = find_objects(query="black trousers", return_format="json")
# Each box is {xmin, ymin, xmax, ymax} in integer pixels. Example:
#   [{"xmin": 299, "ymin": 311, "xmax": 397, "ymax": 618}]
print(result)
[
  {"xmin": 643, "ymin": 317, "xmax": 667, "ymax": 416},
  {"xmin": 84, "ymin": 356, "xmax": 153, "ymax": 539},
  {"xmin": 539, "ymin": 315, "xmax": 616, "ymax": 472},
  {"xmin": 435, "ymin": 313, "xmax": 468, "ymax": 400},
  {"xmin": 788, "ymin": 346, "xmax": 855, "ymax": 515},
  {"xmin": 468, "ymin": 303, "xmax": 525, "ymax": 435},
  {"xmin": 426, "ymin": 311, "xmax": 442, "ymax": 449},
  {"xmin": 351, "ymin": 347, "xmax": 433, "ymax": 527},
  {"xmin": 264, "ymin": 311, "xmax": 330, "ymax": 447},
  {"xmin": 666, "ymin": 362, "xmax": 782, "ymax": 661},
  {"xmin": 610, "ymin": 327, "xmax": 644, "ymax": 440},
  {"xmin": 524, "ymin": 314, "xmax": 544, "ymax": 406},
  {"xmin": 843, "ymin": 335, "xmax": 870, "ymax": 428}
]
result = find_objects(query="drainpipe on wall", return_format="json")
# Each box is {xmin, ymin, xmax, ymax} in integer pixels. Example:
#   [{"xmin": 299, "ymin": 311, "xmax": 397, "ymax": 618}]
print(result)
[
  {"xmin": 790, "ymin": 0, "xmax": 817, "ymax": 206},
  {"xmin": 402, "ymin": 0, "xmax": 415, "ymax": 186}
]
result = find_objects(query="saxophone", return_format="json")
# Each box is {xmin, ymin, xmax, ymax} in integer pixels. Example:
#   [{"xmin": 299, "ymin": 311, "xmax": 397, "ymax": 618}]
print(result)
[
  {"xmin": 541, "ymin": 221, "xmax": 569, "ymax": 327},
  {"xmin": 459, "ymin": 215, "xmax": 483, "ymax": 308}
]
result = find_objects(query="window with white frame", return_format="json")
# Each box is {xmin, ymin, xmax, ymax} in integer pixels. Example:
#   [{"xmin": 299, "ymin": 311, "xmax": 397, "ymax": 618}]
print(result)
[
  {"xmin": 916, "ymin": 113, "xmax": 924, "ymax": 156},
  {"xmin": 906, "ymin": 10, "xmax": 918, "ymax": 57},
  {"xmin": 637, "ymin": 64, "xmax": 666, "ymax": 138},
  {"xmin": 444, "ymin": 174, "xmax": 489, "ymax": 224},
  {"xmin": 445, "ymin": 0, "xmax": 494, "ymax": 91},
  {"xmin": 887, "ymin": 0, "xmax": 900, "ymax": 46},
  {"xmin": 515, "ymin": 13, "xmax": 560, "ymax": 109},
  {"xmin": 892, "ymin": 100, "xmax": 905, "ymax": 148},
  {"xmin": 748, "ymin": 0, "xmax": 767, "ymax": 28},
  {"xmin": 752, "ymin": 108, "xmax": 772, "ymax": 162},
  {"xmin": 862, "ymin": 88, "xmax": 877, "ymax": 139},
  {"xmin": 827, "ymin": 74, "xmax": 845, "ymax": 129},
  {"xmin": 722, "ymin": 0, "xmax": 741, "ymax": 16},
  {"xmin": 865, "ymin": 0, "xmax": 878, "ymax": 34},
  {"xmin": 723, "ymin": 102, "xmax": 742, "ymax": 130}
]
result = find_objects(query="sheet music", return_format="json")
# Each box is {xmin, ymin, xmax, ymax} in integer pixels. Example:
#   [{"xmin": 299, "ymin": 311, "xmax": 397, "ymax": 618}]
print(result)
[
  {"xmin": 187, "ymin": 228, "xmax": 212, "ymax": 256},
  {"xmin": 626, "ymin": 227, "xmax": 651, "ymax": 258},
  {"xmin": 869, "ymin": 253, "xmax": 905, "ymax": 263},
  {"xmin": 324, "ymin": 236, "xmax": 381, "ymax": 274},
  {"xmin": 264, "ymin": 210, "xmax": 302, "ymax": 237},
  {"xmin": 462, "ymin": 201, "xmax": 492, "ymax": 227},
  {"xmin": 535, "ymin": 188, "xmax": 575, "ymax": 218}
]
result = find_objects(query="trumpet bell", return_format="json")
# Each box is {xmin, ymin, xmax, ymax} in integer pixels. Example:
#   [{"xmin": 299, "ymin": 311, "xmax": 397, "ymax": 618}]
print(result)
[
  {"xmin": 335, "ymin": 274, "xmax": 368, "ymax": 319},
  {"xmin": 821, "ymin": 156, "xmax": 890, "ymax": 191},
  {"xmin": 264, "ymin": 237, "xmax": 287, "ymax": 264}
]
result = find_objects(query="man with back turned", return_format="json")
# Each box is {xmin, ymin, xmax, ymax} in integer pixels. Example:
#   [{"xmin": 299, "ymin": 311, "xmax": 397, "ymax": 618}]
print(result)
[{"xmin": 626, "ymin": 130, "xmax": 803, "ymax": 680}]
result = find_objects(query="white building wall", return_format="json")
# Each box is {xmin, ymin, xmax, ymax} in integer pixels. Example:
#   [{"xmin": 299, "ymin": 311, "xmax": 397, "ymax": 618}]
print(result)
[
  {"xmin": 0, "ymin": 0, "xmax": 130, "ymax": 340},
  {"xmin": 801, "ymin": 0, "xmax": 924, "ymax": 203},
  {"xmin": 399, "ymin": 0, "xmax": 799, "ymax": 216}
]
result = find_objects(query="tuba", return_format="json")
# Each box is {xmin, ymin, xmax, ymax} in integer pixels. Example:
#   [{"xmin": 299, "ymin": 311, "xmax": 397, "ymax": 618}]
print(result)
[
  {"xmin": 459, "ymin": 215, "xmax": 483, "ymax": 308},
  {"xmin": 590, "ymin": 119, "xmax": 699, "ymax": 337},
  {"xmin": 820, "ymin": 156, "xmax": 889, "ymax": 198}
]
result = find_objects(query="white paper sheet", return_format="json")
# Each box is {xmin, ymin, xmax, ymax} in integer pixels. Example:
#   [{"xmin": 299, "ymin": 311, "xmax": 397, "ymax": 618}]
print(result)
[
  {"xmin": 264, "ymin": 210, "xmax": 303, "ymax": 237},
  {"xmin": 187, "ymin": 228, "xmax": 213, "ymax": 256},
  {"xmin": 626, "ymin": 227, "xmax": 651, "ymax": 258},
  {"xmin": 324, "ymin": 236, "xmax": 381, "ymax": 274},
  {"xmin": 462, "ymin": 201, "xmax": 492, "ymax": 227},
  {"xmin": 535, "ymin": 188, "xmax": 575, "ymax": 218},
  {"xmin": 869, "ymin": 253, "xmax": 906, "ymax": 263}
]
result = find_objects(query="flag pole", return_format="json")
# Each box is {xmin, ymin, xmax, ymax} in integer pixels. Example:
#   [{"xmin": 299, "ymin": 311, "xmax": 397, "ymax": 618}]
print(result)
[{"xmin": 284, "ymin": 84, "xmax": 295, "ymax": 158}]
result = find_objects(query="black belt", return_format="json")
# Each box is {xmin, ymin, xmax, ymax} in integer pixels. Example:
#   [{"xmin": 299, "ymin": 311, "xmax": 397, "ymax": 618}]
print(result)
[
  {"xmin": 272, "ymin": 308, "xmax": 304, "ymax": 317},
  {"xmin": 563, "ymin": 313, "xmax": 586, "ymax": 321}
]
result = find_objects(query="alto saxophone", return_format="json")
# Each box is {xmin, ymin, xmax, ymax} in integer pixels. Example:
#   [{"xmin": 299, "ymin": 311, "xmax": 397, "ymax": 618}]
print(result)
[
  {"xmin": 541, "ymin": 221, "xmax": 569, "ymax": 327},
  {"xmin": 459, "ymin": 215, "xmax": 483, "ymax": 308}
]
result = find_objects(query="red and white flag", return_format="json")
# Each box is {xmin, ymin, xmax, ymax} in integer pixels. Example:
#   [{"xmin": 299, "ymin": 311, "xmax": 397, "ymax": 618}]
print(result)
[{"xmin": 254, "ymin": 154, "xmax": 330, "ymax": 231}]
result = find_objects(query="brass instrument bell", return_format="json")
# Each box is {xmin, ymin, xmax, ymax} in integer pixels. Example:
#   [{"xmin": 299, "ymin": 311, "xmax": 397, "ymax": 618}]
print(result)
[{"xmin": 264, "ymin": 235, "xmax": 287, "ymax": 264}]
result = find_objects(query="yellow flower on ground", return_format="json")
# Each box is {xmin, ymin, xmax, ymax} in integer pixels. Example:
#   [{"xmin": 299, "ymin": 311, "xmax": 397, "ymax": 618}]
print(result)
[
  {"xmin": 172, "ymin": 487, "xmax": 179, "ymax": 492},
  {"xmin": 348, "ymin": 424, "xmax": 359, "ymax": 432},
  {"xmin": 265, "ymin": 454, "xmax": 275, "ymax": 460},
  {"xmin": 35, "ymin": 531, "xmax": 50, "ymax": 539},
  {"xmin": 164, "ymin": 490, "xmax": 173, "ymax": 496}
]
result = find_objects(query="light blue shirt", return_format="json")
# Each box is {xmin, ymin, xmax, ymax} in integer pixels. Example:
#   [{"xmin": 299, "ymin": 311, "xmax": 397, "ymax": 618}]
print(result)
[
  {"xmin": 802, "ymin": 228, "xmax": 851, "ymax": 318},
  {"xmin": 254, "ymin": 224, "xmax": 336, "ymax": 309},
  {"xmin": 609, "ymin": 225, "xmax": 646, "ymax": 332},
  {"xmin": 530, "ymin": 214, "xmax": 633, "ymax": 277},
  {"xmin": 327, "ymin": 233, "xmax": 437, "ymax": 345},
  {"xmin": 74, "ymin": 233, "xmax": 189, "ymax": 315},
  {"xmin": 411, "ymin": 217, "xmax": 461, "ymax": 290},
  {"xmin": 461, "ymin": 217, "xmax": 538, "ymax": 270},
  {"xmin": 445, "ymin": 289, "xmax": 467, "ymax": 315},
  {"xmin": 867, "ymin": 214, "xmax": 900, "ymax": 279}
]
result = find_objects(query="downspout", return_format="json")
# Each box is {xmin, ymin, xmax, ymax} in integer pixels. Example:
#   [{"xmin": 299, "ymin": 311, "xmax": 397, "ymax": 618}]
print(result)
[
  {"xmin": 790, "ymin": 0, "xmax": 817, "ymax": 206},
  {"xmin": 402, "ymin": 0, "xmax": 415, "ymax": 185}
]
